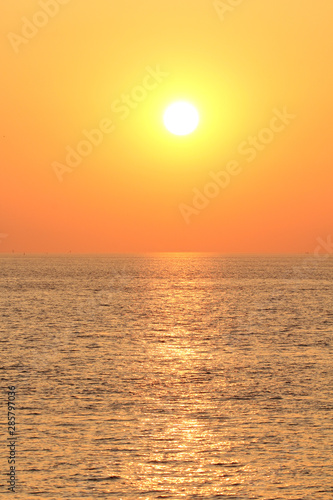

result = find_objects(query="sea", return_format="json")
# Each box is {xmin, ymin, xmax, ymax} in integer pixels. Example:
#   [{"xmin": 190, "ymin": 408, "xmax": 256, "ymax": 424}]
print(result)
[{"xmin": 0, "ymin": 254, "xmax": 332, "ymax": 499}]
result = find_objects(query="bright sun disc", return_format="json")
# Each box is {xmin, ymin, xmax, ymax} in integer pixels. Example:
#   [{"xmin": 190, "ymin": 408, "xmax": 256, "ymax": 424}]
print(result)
[{"xmin": 163, "ymin": 101, "xmax": 200, "ymax": 136}]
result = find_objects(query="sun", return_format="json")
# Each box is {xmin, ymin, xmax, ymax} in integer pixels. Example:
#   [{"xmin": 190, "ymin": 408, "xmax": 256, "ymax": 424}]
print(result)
[{"xmin": 163, "ymin": 101, "xmax": 200, "ymax": 136}]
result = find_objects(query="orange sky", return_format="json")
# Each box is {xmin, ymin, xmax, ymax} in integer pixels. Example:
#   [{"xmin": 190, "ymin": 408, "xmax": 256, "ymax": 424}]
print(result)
[{"xmin": 1, "ymin": 0, "xmax": 332, "ymax": 253}]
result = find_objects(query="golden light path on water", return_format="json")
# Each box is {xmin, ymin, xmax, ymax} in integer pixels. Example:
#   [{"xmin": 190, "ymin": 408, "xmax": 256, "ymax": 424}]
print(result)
[{"xmin": 111, "ymin": 333, "xmax": 250, "ymax": 497}]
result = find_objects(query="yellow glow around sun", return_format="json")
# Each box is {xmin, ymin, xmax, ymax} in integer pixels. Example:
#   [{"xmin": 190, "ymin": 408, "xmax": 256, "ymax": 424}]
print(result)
[{"xmin": 163, "ymin": 101, "xmax": 200, "ymax": 136}]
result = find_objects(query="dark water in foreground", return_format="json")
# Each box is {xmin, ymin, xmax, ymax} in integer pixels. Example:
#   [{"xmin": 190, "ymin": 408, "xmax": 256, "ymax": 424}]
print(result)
[{"xmin": 0, "ymin": 254, "xmax": 332, "ymax": 499}]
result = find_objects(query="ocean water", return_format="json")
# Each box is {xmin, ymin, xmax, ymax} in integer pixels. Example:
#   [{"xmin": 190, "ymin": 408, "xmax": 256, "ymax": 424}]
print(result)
[{"xmin": 0, "ymin": 254, "xmax": 332, "ymax": 499}]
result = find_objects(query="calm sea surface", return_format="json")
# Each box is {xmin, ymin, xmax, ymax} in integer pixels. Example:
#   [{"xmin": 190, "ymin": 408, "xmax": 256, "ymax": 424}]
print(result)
[{"xmin": 0, "ymin": 254, "xmax": 332, "ymax": 499}]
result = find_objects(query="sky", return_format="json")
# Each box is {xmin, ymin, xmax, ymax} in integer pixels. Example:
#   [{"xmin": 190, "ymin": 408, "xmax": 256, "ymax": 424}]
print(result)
[{"xmin": 1, "ymin": 0, "xmax": 332, "ymax": 253}]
